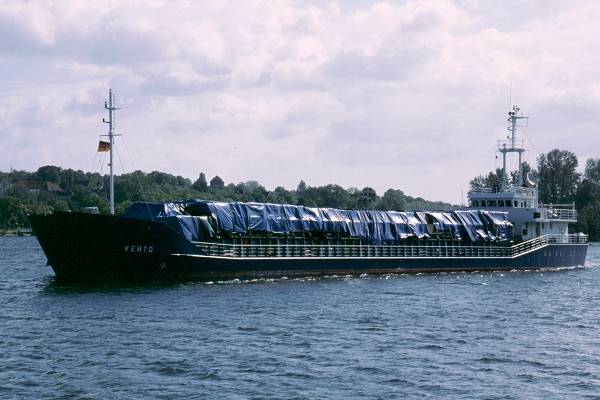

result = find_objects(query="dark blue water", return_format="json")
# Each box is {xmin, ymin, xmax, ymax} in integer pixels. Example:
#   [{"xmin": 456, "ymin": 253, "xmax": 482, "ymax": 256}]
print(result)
[{"xmin": 2, "ymin": 237, "xmax": 600, "ymax": 399}]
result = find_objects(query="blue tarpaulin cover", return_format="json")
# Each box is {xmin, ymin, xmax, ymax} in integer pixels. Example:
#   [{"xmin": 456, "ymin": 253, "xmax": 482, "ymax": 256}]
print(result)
[
  {"xmin": 427, "ymin": 212, "xmax": 463, "ymax": 240},
  {"xmin": 480, "ymin": 210, "xmax": 513, "ymax": 241},
  {"xmin": 161, "ymin": 216, "xmax": 202, "ymax": 242},
  {"xmin": 123, "ymin": 202, "xmax": 184, "ymax": 220},
  {"xmin": 453, "ymin": 210, "xmax": 493, "ymax": 241},
  {"xmin": 124, "ymin": 200, "xmax": 512, "ymax": 244}
]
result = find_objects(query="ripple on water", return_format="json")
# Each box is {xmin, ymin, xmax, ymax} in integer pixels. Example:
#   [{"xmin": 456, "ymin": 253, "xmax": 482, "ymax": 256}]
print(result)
[
  {"xmin": 146, "ymin": 359, "xmax": 194, "ymax": 376},
  {"xmin": 1, "ymin": 237, "xmax": 600, "ymax": 399}
]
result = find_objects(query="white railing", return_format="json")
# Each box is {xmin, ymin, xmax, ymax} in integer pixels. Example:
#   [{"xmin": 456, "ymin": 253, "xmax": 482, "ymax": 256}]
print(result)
[
  {"xmin": 539, "ymin": 204, "xmax": 577, "ymax": 220},
  {"xmin": 544, "ymin": 208, "xmax": 577, "ymax": 220},
  {"xmin": 469, "ymin": 187, "xmax": 537, "ymax": 196},
  {"xmin": 191, "ymin": 234, "xmax": 587, "ymax": 259},
  {"xmin": 510, "ymin": 234, "xmax": 587, "ymax": 255}
]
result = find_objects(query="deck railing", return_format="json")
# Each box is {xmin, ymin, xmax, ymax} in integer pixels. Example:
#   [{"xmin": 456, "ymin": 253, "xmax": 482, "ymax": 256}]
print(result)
[
  {"xmin": 539, "ymin": 204, "xmax": 578, "ymax": 221},
  {"xmin": 192, "ymin": 234, "xmax": 587, "ymax": 259},
  {"xmin": 469, "ymin": 187, "xmax": 537, "ymax": 197}
]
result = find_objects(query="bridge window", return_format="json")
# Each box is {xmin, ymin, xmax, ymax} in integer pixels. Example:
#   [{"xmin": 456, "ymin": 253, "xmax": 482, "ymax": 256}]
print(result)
[
  {"xmin": 472, "ymin": 200, "xmax": 479, "ymax": 207},
  {"xmin": 514, "ymin": 200, "xmax": 518, "ymax": 207},
  {"xmin": 498, "ymin": 200, "xmax": 504, "ymax": 206},
  {"xmin": 488, "ymin": 200, "xmax": 497, "ymax": 207}
]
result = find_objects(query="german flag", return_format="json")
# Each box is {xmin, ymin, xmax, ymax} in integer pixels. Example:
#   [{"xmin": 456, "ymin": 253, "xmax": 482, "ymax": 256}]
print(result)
[{"xmin": 97, "ymin": 140, "xmax": 110, "ymax": 152}]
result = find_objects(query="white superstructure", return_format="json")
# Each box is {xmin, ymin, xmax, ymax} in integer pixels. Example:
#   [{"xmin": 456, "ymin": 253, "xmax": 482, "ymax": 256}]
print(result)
[{"xmin": 468, "ymin": 106, "xmax": 576, "ymax": 241}]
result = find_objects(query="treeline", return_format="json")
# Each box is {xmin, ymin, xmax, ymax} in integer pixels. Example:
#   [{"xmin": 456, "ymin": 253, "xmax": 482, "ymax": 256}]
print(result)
[
  {"xmin": 471, "ymin": 149, "xmax": 600, "ymax": 240},
  {"xmin": 4, "ymin": 149, "xmax": 598, "ymax": 240},
  {"xmin": 0, "ymin": 166, "xmax": 452, "ymax": 230}
]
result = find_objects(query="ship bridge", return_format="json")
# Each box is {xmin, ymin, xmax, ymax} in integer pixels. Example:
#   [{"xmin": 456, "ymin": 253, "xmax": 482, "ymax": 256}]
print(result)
[{"xmin": 469, "ymin": 187, "xmax": 537, "ymax": 209}]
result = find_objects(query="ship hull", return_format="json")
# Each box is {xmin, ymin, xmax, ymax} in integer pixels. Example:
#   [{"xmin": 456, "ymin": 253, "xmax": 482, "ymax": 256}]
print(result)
[{"xmin": 31, "ymin": 212, "xmax": 589, "ymax": 283}]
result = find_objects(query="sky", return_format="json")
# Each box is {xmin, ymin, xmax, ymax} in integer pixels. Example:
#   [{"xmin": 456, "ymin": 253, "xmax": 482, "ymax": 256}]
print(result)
[{"xmin": 1, "ymin": 0, "xmax": 599, "ymax": 203}]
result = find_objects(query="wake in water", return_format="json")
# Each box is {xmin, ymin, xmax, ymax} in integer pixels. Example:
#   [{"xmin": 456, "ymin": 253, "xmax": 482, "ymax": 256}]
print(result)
[{"xmin": 200, "ymin": 264, "xmax": 593, "ymax": 286}]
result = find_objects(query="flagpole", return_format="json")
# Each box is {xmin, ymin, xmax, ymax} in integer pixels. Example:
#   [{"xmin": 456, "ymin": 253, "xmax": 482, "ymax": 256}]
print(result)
[{"xmin": 102, "ymin": 89, "xmax": 120, "ymax": 215}]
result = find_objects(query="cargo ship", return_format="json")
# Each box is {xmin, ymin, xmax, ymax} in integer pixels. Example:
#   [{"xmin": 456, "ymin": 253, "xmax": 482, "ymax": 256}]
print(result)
[{"xmin": 30, "ymin": 94, "xmax": 589, "ymax": 282}]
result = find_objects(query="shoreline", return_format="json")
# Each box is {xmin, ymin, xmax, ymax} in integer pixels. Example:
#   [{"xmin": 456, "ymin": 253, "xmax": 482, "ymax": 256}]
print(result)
[{"xmin": 0, "ymin": 229, "xmax": 33, "ymax": 236}]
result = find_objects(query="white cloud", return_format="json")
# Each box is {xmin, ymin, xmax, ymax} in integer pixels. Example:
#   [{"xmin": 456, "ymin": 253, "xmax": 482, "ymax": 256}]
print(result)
[{"xmin": 1, "ymin": 0, "xmax": 599, "ymax": 202}]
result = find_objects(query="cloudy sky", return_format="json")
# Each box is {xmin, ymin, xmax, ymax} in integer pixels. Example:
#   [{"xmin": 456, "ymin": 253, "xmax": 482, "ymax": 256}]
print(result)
[{"xmin": 1, "ymin": 0, "xmax": 599, "ymax": 203}]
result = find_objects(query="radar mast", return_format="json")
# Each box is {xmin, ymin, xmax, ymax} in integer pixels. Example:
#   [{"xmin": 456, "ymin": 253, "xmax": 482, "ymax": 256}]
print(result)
[{"xmin": 499, "ymin": 105, "xmax": 528, "ymax": 189}]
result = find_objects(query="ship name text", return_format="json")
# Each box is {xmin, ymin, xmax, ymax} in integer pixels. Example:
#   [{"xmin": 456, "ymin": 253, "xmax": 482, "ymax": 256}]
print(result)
[{"xmin": 125, "ymin": 245, "xmax": 154, "ymax": 253}]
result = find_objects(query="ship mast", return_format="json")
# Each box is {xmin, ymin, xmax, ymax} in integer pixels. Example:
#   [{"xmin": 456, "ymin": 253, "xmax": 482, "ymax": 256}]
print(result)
[
  {"xmin": 499, "ymin": 105, "xmax": 528, "ymax": 189},
  {"xmin": 102, "ymin": 89, "xmax": 120, "ymax": 215}
]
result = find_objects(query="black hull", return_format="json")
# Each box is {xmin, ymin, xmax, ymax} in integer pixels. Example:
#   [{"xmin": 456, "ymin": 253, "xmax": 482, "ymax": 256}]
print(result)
[{"xmin": 31, "ymin": 213, "xmax": 589, "ymax": 283}]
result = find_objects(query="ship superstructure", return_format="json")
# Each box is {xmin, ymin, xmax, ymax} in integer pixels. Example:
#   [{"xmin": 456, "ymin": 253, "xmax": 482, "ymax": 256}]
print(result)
[{"xmin": 468, "ymin": 106, "xmax": 577, "ymax": 242}]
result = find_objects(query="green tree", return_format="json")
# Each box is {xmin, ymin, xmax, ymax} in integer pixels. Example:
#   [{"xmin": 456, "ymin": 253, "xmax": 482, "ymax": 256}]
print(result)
[
  {"xmin": 192, "ymin": 172, "xmax": 208, "ymax": 191},
  {"xmin": 470, "ymin": 168, "xmax": 503, "ymax": 192},
  {"xmin": 537, "ymin": 149, "xmax": 580, "ymax": 204},
  {"xmin": 377, "ymin": 189, "xmax": 406, "ymax": 211},
  {"xmin": 575, "ymin": 179, "xmax": 600, "ymax": 210},
  {"xmin": 69, "ymin": 186, "xmax": 109, "ymax": 212},
  {"xmin": 584, "ymin": 157, "xmax": 600, "ymax": 182},
  {"xmin": 573, "ymin": 157, "xmax": 600, "ymax": 240},
  {"xmin": 296, "ymin": 180, "xmax": 307, "ymax": 193},
  {"xmin": 209, "ymin": 175, "xmax": 225, "ymax": 189},
  {"xmin": 575, "ymin": 203, "xmax": 600, "ymax": 241},
  {"xmin": 357, "ymin": 187, "xmax": 378, "ymax": 209},
  {"xmin": 114, "ymin": 170, "xmax": 148, "ymax": 203},
  {"xmin": 37, "ymin": 165, "xmax": 62, "ymax": 184},
  {"xmin": 0, "ymin": 197, "xmax": 22, "ymax": 228},
  {"xmin": 308, "ymin": 184, "xmax": 352, "ymax": 209},
  {"xmin": 234, "ymin": 181, "xmax": 268, "ymax": 202},
  {"xmin": 268, "ymin": 186, "xmax": 294, "ymax": 204}
]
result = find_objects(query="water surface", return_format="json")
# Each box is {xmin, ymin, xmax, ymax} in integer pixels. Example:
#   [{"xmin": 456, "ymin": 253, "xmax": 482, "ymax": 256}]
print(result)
[{"xmin": 1, "ymin": 237, "xmax": 599, "ymax": 399}]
